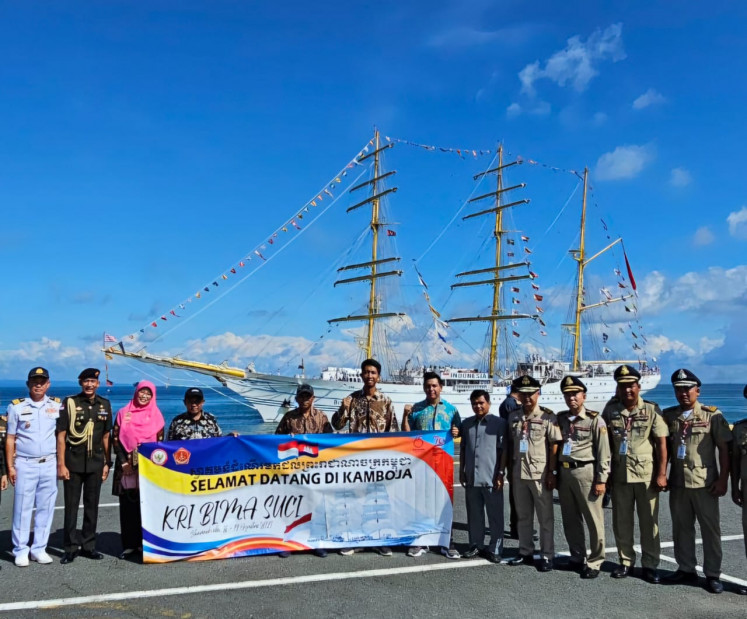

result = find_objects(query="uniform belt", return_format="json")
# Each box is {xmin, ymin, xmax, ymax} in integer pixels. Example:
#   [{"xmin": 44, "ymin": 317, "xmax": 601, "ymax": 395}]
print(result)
[
  {"xmin": 561, "ymin": 460, "xmax": 594, "ymax": 469},
  {"xmin": 16, "ymin": 454, "xmax": 55, "ymax": 463}
]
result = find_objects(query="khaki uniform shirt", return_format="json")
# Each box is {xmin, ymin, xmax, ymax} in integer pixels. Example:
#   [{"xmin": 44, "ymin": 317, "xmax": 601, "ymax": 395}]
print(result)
[
  {"xmin": 733, "ymin": 420, "xmax": 747, "ymax": 483},
  {"xmin": 557, "ymin": 407, "xmax": 610, "ymax": 484},
  {"xmin": 331, "ymin": 389, "xmax": 399, "ymax": 433},
  {"xmin": 507, "ymin": 405, "xmax": 561, "ymax": 481},
  {"xmin": 275, "ymin": 407, "xmax": 333, "ymax": 435},
  {"xmin": 663, "ymin": 402, "xmax": 732, "ymax": 489},
  {"xmin": 603, "ymin": 396, "xmax": 668, "ymax": 484}
]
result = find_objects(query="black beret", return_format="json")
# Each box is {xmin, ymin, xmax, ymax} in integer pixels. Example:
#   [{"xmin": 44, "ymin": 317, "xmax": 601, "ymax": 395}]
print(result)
[{"xmin": 78, "ymin": 368, "xmax": 100, "ymax": 381}]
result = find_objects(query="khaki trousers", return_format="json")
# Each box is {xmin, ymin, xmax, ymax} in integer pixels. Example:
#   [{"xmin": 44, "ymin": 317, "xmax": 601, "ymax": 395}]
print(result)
[
  {"xmin": 670, "ymin": 487, "xmax": 722, "ymax": 577},
  {"xmin": 513, "ymin": 470, "xmax": 554, "ymax": 560},
  {"xmin": 558, "ymin": 464, "xmax": 605, "ymax": 569},
  {"xmin": 611, "ymin": 481, "xmax": 660, "ymax": 568}
]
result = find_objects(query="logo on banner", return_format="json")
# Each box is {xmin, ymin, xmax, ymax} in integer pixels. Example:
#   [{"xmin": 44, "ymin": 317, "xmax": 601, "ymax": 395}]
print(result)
[
  {"xmin": 434, "ymin": 436, "xmax": 445, "ymax": 446},
  {"xmin": 173, "ymin": 447, "xmax": 191, "ymax": 465},
  {"xmin": 151, "ymin": 449, "xmax": 168, "ymax": 466},
  {"xmin": 277, "ymin": 440, "xmax": 319, "ymax": 460}
]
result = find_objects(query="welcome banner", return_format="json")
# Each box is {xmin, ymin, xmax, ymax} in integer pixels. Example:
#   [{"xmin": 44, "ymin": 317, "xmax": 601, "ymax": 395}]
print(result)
[{"xmin": 137, "ymin": 432, "xmax": 454, "ymax": 563}]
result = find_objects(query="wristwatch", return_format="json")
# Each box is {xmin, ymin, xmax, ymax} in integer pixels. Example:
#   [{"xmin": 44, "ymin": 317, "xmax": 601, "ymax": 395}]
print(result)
[{"xmin": 106, "ymin": 461, "xmax": 114, "ymax": 467}]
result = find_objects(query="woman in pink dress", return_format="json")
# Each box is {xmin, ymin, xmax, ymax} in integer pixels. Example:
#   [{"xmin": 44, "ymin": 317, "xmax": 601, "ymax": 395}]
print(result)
[{"xmin": 112, "ymin": 380, "xmax": 164, "ymax": 559}]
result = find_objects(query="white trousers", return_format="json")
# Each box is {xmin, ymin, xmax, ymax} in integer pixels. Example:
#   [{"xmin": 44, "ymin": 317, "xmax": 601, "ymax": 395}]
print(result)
[{"xmin": 12, "ymin": 456, "xmax": 58, "ymax": 557}]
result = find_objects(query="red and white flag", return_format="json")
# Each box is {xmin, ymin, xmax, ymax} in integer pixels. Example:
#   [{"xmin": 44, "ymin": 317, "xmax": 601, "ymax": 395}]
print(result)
[
  {"xmin": 278, "ymin": 440, "xmax": 319, "ymax": 460},
  {"xmin": 104, "ymin": 333, "xmax": 118, "ymax": 343}
]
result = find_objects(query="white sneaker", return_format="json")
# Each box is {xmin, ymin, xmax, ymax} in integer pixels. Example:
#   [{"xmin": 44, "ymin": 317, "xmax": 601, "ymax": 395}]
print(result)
[
  {"xmin": 339, "ymin": 548, "xmax": 355, "ymax": 556},
  {"xmin": 377, "ymin": 546, "xmax": 393, "ymax": 557},
  {"xmin": 407, "ymin": 546, "xmax": 427, "ymax": 557},
  {"xmin": 14, "ymin": 554, "xmax": 30, "ymax": 567},
  {"xmin": 30, "ymin": 551, "xmax": 54, "ymax": 564}
]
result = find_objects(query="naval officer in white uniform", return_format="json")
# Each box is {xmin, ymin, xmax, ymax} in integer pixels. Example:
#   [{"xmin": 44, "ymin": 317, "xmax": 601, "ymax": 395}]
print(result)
[{"xmin": 5, "ymin": 367, "xmax": 61, "ymax": 566}]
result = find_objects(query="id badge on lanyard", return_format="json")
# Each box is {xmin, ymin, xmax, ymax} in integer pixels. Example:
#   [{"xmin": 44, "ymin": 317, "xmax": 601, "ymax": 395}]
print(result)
[
  {"xmin": 563, "ymin": 419, "xmax": 575, "ymax": 456},
  {"xmin": 519, "ymin": 419, "xmax": 529, "ymax": 453},
  {"xmin": 677, "ymin": 421, "xmax": 691, "ymax": 460},
  {"xmin": 620, "ymin": 415, "xmax": 633, "ymax": 455}
]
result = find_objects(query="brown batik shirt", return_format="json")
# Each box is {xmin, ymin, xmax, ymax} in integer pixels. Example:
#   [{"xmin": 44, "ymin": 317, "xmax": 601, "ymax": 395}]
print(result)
[
  {"xmin": 275, "ymin": 407, "xmax": 333, "ymax": 435},
  {"xmin": 331, "ymin": 389, "xmax": 399, "ymax": 433}
]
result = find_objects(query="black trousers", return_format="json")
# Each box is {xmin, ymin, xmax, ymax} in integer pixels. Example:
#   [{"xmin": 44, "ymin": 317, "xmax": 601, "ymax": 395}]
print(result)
[
  {"xmin": 63, "ymin": 470, "xmax": 102, "ymax": 553},
  {"xmin": 119, "ymin": 490, "xmax": 143, "ymax": 551},
  {"xmin": 507, "ymin": 462, "xmax": 518, "ymax": 533}
]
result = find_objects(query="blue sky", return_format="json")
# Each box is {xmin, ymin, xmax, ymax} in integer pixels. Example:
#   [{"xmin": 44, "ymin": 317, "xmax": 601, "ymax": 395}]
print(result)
[{"xmin": 1, "ymin": 1, "xmax": 746, "ymax": 386}]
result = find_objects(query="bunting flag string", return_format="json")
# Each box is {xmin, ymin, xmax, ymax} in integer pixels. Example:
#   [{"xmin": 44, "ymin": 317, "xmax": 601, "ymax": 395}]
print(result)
[
  {"xmin": 386, "ymin": 136, "xmax": 583, "ymax": 177},
  {"xmin": 112, "ymin": 140, "xmax": 374, "ymax": 346}
]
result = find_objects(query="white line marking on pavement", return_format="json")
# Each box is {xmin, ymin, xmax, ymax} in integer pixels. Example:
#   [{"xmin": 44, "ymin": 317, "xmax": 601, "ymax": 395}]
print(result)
[
  {"xmin": 0, "ymin": 532, "xmax": 741, "ymax": 611},
  {"xmin": 53, "ymin": 503, "xmax": 119, "ymax": 511},
  {"xmin": 0, "ymin": 560, "xmax": 495, "ymax": 611},
  {"xmin": 658, "ymin": 554, "xmax": 747, "ymax": 587}
]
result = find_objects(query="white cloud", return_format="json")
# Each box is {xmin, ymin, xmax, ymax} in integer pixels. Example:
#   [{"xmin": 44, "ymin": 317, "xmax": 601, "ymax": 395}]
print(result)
[
  {"xmin": 594, "ymin": 144, "xmax": 654, "ymax": 181},
  {"xmin": 693, "ymin": 226, "xmax": 715, "ymax": 246},
  {"xmin": 592, "ymin": 112, "xmax": 607, "ymax": 125},
  {"xmin": 519, "ymin": 23, "xmax": 625, "ymax": 97},
  {"xmin": 506, "ymin": 101, "xmax": 551, "ymax": 118},
  {"xmin": 670, "ymin": 167, "xmax": 692, "ymax": 187},
  {"xmin": 632, "ymin": 88, "xmax": 666, "ymax": 110},
  {"xmin": 506, "ymin": 102, "xmax": 522, "ymax": 117},
  {"xmin": 645, "ymin": 334, "xmax": 695, "ymax": 357},
  {"xmin": 727, "ymin": 206, "xmax": 747, "ymax": 239},
  {"xmin": 638, "ymin": 266, "xmax": 747, "ymax": 315},
  {"xmin": 698, "ymin": 336, "xmax": 724, "ymax": 354}
]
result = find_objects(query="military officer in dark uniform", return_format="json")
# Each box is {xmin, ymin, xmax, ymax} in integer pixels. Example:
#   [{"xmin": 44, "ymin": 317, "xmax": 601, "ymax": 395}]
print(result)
[
  {"xmin": 730, "ymin": 385, "xmax": 747, "ymax": 595},
  {"xmin": 56, "ymin": 368, "xmax": 112, "ymax": 563}
]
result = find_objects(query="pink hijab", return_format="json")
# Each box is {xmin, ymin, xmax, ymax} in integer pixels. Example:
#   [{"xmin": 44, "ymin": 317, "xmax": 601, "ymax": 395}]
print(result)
[{"xmin": 116, "ymin": 380, "xmax": 165, "ymax": 453}]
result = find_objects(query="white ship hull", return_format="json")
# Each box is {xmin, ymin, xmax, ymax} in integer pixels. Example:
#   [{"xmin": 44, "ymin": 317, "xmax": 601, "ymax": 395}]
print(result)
[{"xmin": 225, "ymin": 372, "xmax": 661, "ymax": 424}]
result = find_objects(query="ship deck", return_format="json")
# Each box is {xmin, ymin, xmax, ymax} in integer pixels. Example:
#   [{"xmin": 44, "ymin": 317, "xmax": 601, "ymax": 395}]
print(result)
[{"xmin": 0, "ymin": 458, "xmax": 745, "ymax": 617}]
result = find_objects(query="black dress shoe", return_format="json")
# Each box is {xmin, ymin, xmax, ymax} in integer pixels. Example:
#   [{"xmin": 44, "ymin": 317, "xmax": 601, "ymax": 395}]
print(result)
[
  {"xmin": 611, "ymin": 564, "xmax": 631, "ymax": 579},
  {"xmin": 484, "ymin": 552, "xmax": 501, "ymax": 564},
  {"xmin": 581, "ymin": 567, "xmax": 600, "ymax": 579},
  {"xmin": 737, "ymin": 584, "xmax": 747, "ymax": 595},
  {"xmin": 60, "ymin": 552, "xmax": 77, "ymax": 565},
  {"xmin": 537, "ymin": 558, "xmax": 553, "ymax": 572},
  {"xmin": 81, "ymin": 550, "xmax": 104, "ymax": 560},
  {"xmin": 642, "ymin": 568, "xmax": 660, "ymax": 584},
  {"xmin": 313, "ymin": 549, "xmax": 328, "ymax": 558},
  {"xmin": 664, "ymin": 569, "xmax": 698, "ymax": 585},
  {"xmin": 462, "ymin": 546, "xmax": 480, "ymax": 558},
  {"xmin": 508, "ymin": 554, "xmax": 534, "ymax": 566},
  {"xmin": 705, "ymin": 578, "xmax": 723, "ymax": 594}
]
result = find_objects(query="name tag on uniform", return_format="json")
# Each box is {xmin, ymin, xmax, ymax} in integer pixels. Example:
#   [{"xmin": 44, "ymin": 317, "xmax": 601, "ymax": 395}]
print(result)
[
  {"xmin": 619, "ymin": 439, "xmax": 628, "ymax": 455},
  {"xmin": 562, "ymin": 440, "xmax": 572, "ymax": 456},
  {"xmin": 519, "ymin": 439, "xmax": 529, "ymax": 453},
  {"xmin": 677, "ymin": 444, "xmax": 686, "ymax": 460}
]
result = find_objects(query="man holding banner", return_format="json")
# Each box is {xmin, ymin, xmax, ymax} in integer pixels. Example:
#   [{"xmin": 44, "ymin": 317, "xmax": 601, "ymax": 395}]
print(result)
[
  {"xmin": 332, "ymin": 358, "xmax": 399, "ymax": 556},
  {"xmin": 403, "ymin": 371, "xmax": 461, "ymax": 559},
  {"xmin": 275, "ymin": 383, "xmax": 332, "ymax": 557}
]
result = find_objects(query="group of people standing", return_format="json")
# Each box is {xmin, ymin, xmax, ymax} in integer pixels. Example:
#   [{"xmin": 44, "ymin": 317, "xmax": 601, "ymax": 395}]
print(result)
[
  {"xmin": 1, "ymin": 358, "xmax": 746, "ymax": 598},
  {"xmin": 273, "ymin": 358, "xmax": 747, "ymax": 596},
  {"xmin": 0, "ymin": 367, "xmax": 231, "ymax": 567}
]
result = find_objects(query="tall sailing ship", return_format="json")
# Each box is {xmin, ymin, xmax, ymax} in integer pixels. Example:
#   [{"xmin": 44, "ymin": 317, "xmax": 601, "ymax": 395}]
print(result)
[{"xmin": 106, "ymin": 131, "xmax": 659, "ymax": 421}]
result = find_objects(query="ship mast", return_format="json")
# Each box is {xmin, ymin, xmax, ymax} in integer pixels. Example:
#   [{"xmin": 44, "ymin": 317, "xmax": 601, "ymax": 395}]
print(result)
[
  {"xmin": 448, "ymin": 145, "xmax": 534, "ymax": 379},
  {"xmin": 328, "ymin": 129, "xmax": 406, "ymax": 363},
  {"xmin": 567, "ymin": 167, "xmax": 633, "ymax": 371}
]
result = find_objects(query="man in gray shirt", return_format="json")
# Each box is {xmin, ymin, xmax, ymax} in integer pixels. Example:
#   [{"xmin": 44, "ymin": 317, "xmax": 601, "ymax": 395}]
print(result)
[{"xmin": 459, "ymin": 389, "xmax": 507, "ymax": 563}]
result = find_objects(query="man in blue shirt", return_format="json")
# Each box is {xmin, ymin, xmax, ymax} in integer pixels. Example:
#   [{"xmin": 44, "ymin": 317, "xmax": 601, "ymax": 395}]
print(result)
[
  {"xmin": 403, "ymin": 371, "xmax": 461, "ymax": 559},
  {"xmin": 5, "ymin": 367, "xmax": 60, "ymax": 567}
]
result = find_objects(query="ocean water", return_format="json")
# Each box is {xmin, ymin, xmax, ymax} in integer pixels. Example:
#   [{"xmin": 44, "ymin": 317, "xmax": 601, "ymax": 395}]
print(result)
[{"xmin": 1, "ymin": 381, "xmax": 745, "ymax": 435}]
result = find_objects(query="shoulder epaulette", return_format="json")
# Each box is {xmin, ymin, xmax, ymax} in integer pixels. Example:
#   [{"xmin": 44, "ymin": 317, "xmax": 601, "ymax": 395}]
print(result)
[
  {"xmin": 701, "ymin": 405, "xmax": 718, "ymax": 412},
  {"xmin": 662, "ymin": 405, "xmax": 679, "ymax": 414},
  {"xmin": 540, "ymin": 406, "xmax": 554, "ymax": 415},
  {"xmin": 586, "ymin": 409, "xmax": 599, "ymax": 417},
  {"xmin": 51, "ymin": 397, "xmax": 61, "ymax": 403},
  {"xmin": 643, "ymin": 399, "xmax": 657, "ymax": 406},
  {"xmin": 11, "ymin": 398, "xmax": 24, "ymax": 405}
]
